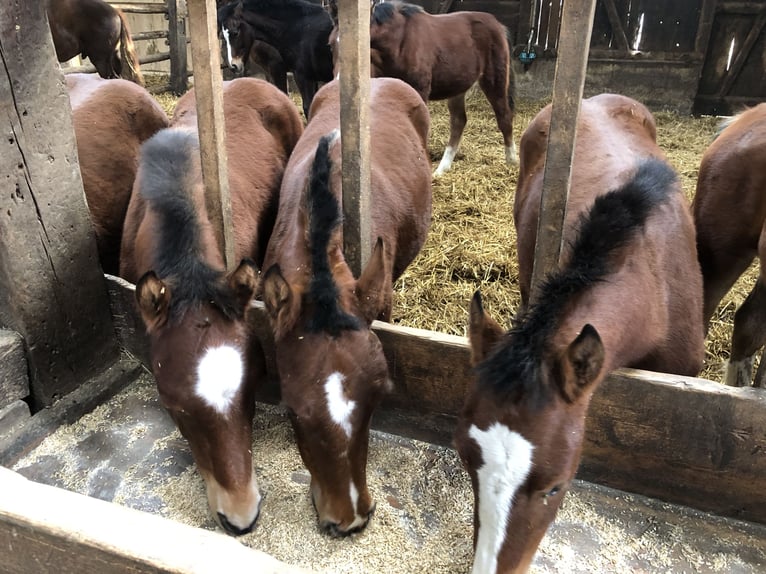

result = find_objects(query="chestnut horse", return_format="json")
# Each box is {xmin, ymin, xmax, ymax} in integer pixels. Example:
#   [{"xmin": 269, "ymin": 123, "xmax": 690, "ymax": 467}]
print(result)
[
  {"xmin": 693, "ymin": 103, "xmax": 766, "ymax": 387},
  {"xmin": 261, "ymin": 77, "xmax": 431, "ymax": 536},
  {"xmin": 47, "ymin": 0, "xmax": 144, "ymax": 85},
  {"xmin": 454, "ymin": 94, "xmax": 705, "ymax": 574},
  {"xmin": 217, "ymin": 0, "xmax": 334, "ymax": 118},
  {"xmin": 330, "ymin": 1, "xmax": 516, "ymax": 175},
  {"xmin": 67, "ymin": 74, "xmax": 168, "ymax": 275},
  {"xmin": 120, "ymin": 78, "xmax": 303, "ymax": 536}
]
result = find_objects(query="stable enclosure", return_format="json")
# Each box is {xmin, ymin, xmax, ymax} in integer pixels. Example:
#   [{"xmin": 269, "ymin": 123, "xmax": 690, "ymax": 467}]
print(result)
[{"xmin": 2, "ymin": 0, "xmax": 766, "ymax": 572}]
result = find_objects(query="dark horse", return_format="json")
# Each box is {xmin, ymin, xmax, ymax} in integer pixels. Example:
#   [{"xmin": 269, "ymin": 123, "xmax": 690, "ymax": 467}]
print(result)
[
  {"xmin": 330, "ymin": 1, "xmax": 516, "ymax": 175},
  {"xmin": 454, "ymin": 94, "xmax": 704, "ymax": 574},
  {"xmin": 693, "ymin": 103, "xmax": 766, "ymax": 387},
  {"xmin": 217, "ymin": 0, "xmax": 334, "ymax": 118},
  {"xmin": 47, "ymin": 0, "xmax": 144, "ymax": 85},
  {"xmin": 67, "ymin": 74, "xmax": 168, "ymax": 275},
  {"xmin": 261, "ymin": 77, "xmax": 431, "ymax": 536},
  {"xmin": 120, "ymin": 78, "xmax": 304, "ymax": 536}
]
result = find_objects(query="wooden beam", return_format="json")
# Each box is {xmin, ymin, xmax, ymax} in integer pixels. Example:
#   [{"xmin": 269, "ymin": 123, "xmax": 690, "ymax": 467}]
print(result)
[
  {"xmin": 338, "ymin": 0, "xmax": 372, "ymax": 278},
  {"xmin": 695, "ymin": 0, "xmax": 718, "ymax": 56},
  {"xmin": 0, "ymin": 0, "xmax": 120, "ymax": 408},
  {"xmin": 167, "ymin": 0, "xmax": 189, "ymax": 96},
  {"xmin": 602, "ymin": 0, "xmax": 629, "ymax": 53},
  {"xmin": 715, "ymin": 4, "xmax": 766, "ymax": 98},
  {"xmin": 186, "ymin": 0, "xmax": 236, "ymax": 270},
  {"xmin": 529, "ymin": 0, "xmax": 598, "ymax": 300},
  {"xmin": 0, "ymin": 467, "xmax": 311, "ymax": 573}
]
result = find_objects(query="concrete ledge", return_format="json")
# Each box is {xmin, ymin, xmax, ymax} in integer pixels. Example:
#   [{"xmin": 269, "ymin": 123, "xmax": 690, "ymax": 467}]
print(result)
[{"xmin": 0, "ymin": 400, "xmax": 31, "ymax": 440}]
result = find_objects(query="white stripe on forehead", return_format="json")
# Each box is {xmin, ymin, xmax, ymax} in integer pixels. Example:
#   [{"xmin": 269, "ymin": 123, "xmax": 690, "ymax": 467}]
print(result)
[
  {"xmin": 195, "ymin": 345, "xmax": 244, "ymax": 414},
  {"xmin": 324, "ymin": 372, "xmax": 355, "ymax": 438},
  {"xmin": 222, "ymin": 27, "xmax": 233, "ymax": 68},
  {"xmin": 469, "ymin": 422, "xmax": 534, "ymax": 574}
]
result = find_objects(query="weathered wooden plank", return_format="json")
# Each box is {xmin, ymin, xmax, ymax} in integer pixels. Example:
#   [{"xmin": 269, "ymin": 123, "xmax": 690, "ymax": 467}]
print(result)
[
  {"xmin": 186, "ymin": 0, "xmax": 235, "ymax": 270},
  {"xmin": 0, "ymin": 0, "xmax": 120, "ymax": 408},
  {"xmin": 0, "ymin": 467, "xmax": 311, "ymax": 574},
  {"xmin": 529, "ymin": 0, "xmax": 598, "ymax": 298},
  {"xmin": 167, "ymin": 0, "xmax": 189, "ymax": 96},
  {"xmin": 602, "ymin": 0, "xmax": 630, "ymax": 53},
  {"xmin": 103, "ymin": 276, "xmax": 766, "ymax": 523},
  {"xmin": 338, "ymin": 0, "xmax": 372, "ymax": 277},
  {"xmin": 110, "ymin": 2, "xmax": 168, "ymax": 14},
  {"xmin": 715, "ymin": 5, "xmax": 766, "ymax": 97}
]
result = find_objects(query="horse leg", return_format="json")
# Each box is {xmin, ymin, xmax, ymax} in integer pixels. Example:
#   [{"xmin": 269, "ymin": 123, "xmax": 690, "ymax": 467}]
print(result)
[
  {"xmin": 434, "ymin": 94, "xmax": 467, "ymax": 176},
  {"xmin": 726, "ymin": 277, "xmax": 766, "ymax": 387},
  {"xmin": 478, "ymin": 56, "xmax": 517, "ymax": 166},
  {"xmin": 294, "ymin": 73, "xmax": 317, "ymax": 119}
]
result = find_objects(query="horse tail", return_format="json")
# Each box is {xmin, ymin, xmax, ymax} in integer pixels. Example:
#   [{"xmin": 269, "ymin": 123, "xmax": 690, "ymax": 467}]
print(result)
[
  {"xmin": 116, "ymin": 8, "xmax": 144, "ymax": 86},
  {"xmin": 504, "ymin": 27, "xmax": 516, "ymax": 113},
  {"xmin": 305, "ymin": 130, "xmax": 360, "ymax": 335}
]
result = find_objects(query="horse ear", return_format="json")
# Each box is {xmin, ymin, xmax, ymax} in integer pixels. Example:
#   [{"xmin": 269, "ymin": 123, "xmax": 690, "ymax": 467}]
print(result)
[
  {"xmin": 227, "ymin": 259, "xmax": 260, "ymax": 311},
  {"xmin": 135, "ymin": 271, "xmax": 171, "ymax": 332},
  {"xmin": 262, "ymin": 264, "xmax": 299, "ymax": 337},
  {"xmin": 355, "ymin": 237, "xmax": 392, "ymax": 324},
  {"xmin": 468, "ymin": 291, "xmax": 504, "ymax": 366},
  {"xmin": 558, "ymin": 324, "xmax": 605, "ymax": 402}
]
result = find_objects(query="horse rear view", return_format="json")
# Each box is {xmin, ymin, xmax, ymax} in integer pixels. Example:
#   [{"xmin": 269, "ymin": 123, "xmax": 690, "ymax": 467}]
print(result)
[
  {"xmin": 342, "ymin": 1, "xmax": 515, "ymax": 175},
  {"xmin": 120, "ymin": 78, "xmax": 303, "ymax": 536},
  {"xmin": 47, "ymin": 0, "xmax": 144, "ymax": 85},
  {"xmin": 67, "ymin": 74, "xmax": 168, "ymax": 275},
  {"xmin": 693, "ymin": 103, "xmax": 766, "ymax": 387},
  {"xmin": 454, "ymin": 94, "xmax": 705, "ymax": 573},
  {"xmin": 261, "ymin": 77, "xmax": 431, "ymax": 536}
]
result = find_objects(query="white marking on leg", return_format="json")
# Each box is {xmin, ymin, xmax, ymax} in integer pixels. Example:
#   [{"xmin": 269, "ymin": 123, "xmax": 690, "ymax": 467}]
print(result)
[
  {"xmin": 434, "ymin": 145, "xmax": 457, "ymax": 176},
  {"xmin": 346, "ymin": 480, "xmax": 366, "ymax": 529},
  {"xmin": 324, "ymin": 372, "xmax": 356, "ymax": 437},
  {"xmin": 222, "ymin": 27, "xmax": 233, "ymax": 68},
  {"xmin": 469, "ymin": 422, "xmax": 534, "ymax": 574},
  {"xmin": 725, "ymin": 357, "xmax": 752, "ymax": 387},
  {"xmin": 506, "ymin": 141, "xmax": 518, "ymax": 165},
  {"xmin": 195, "ymin": 345, "xmax": 244, "ymax": 414}
]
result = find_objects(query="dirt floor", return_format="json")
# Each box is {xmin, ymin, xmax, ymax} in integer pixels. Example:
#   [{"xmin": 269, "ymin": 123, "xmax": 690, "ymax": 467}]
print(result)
[
  {"xmin": 11, "ymin": 374, "xmax": 766, "ymax": 574},
  {"xmin": 152, "ymin": 77, "xmax": 756, "ymax": 384}
]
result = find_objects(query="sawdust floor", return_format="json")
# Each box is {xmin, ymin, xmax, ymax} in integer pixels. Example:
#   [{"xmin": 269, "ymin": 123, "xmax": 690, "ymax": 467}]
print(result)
[{"xmin": 10, "ymin": 373, "xmax": 766, "ymax": 574}]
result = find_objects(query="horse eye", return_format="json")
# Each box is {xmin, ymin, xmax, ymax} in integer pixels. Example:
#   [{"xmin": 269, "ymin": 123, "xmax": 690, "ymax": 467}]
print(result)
[{"xmin": 547, "ymin": 486, "xmax": 561, "ymax": 497}]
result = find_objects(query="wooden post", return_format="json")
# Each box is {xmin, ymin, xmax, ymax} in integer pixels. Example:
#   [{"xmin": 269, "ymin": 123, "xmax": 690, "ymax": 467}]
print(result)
[
  {"xmin": 167, "ymin": 0, "xmax": 189, "ymax": 95},
  {"xmin": 529, "ymin": 0, "xmax": 598, "ymax": 301},
  {"xmin": 602, "ymin": 0, "xmax": 629, "ymax": 54},
  {"xmin": 338, "ymin": 0, "xmax": 371, "ymax": 278},
  {"xmin": 186, "ymin": 0, "xmax": 236, "ymax": 271},
  {"xmin": 0, "ymin": 1, "xmax": 120, "ymax": 408}
]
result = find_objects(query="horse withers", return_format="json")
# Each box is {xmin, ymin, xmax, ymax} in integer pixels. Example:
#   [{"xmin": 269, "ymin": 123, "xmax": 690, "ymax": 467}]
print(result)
[
  {"xmin": 67, "ymin": 74, "xmax": 169, "ymax": 275},
  {"xmin": 693, "ymin": 103, "xmax": 766, "ymax": 387},
  {"xmin": 261, "ymin": 77, "xmax": 432, "ymax": 536},
  {"xmin": 217, "ymin": 0, "xmax": 334, "ymax": 119},
  {"xmin": 454, "ymin": 94, "xmax": 705, "ymax": 574},
  {"xmin": 120, "ymin": 78, "xmax": 304, "ymax": 536},
  {"xmin": 330, "ymin": 1, "xmax": 515, "ymax": 175},
  {"xmin": 47, "ymin": 0, "xmax": 144, "ymax": 85}
]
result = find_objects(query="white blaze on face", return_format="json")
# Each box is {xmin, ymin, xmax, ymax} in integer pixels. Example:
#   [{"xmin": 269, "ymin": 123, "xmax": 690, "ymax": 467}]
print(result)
[
  {"xmin": 346, "ymin": 480, "xmax": 366, "ymax": 530},
  {"xmin": 469, "ymin": 422, "xmax": 534, "ymax": 574},
  {"xmin": 222, "ymin": 27, "xmax": 233, "ymax": 67},
  {"xmin": 324, "ymin": 371, "xmax": 356, "ymax": 438},
  {"xmin": 195, "ymin": 345, "xmax": 244, "ymax": 414}
]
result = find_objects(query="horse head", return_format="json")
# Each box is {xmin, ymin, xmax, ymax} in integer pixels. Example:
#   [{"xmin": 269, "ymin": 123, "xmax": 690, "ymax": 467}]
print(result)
[
  {"xmin": 218, "ymin": 1, "xmax": 252, "ymax": 74},
  {"xmin": 262, "ymin": 133, "xmax": 392, "ymax": 536},
  {"xmin": 454, "ymin": 292, "xmax": 605, "ymax": 573}
]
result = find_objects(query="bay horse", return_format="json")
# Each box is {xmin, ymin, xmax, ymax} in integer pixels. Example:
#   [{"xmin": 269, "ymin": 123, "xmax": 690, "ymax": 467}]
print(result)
[
  {"xmin": 454, "ymin": 94, "xmax": 705, "ymax": 574},
  {"xmin": 693, "ymin": 103, "xmax": 766, "ymax": 387},
  {"xmin": 217, "ymin": 0, "xmax": 334, "ymax": 119},
  {"xmin": 47, "ymin": 0, "xmax": 144, "ymax": 85},
  {"xmin": 330, "ymin": 1, "xmax": 516, "ymax": 175},
  {"xmin": 120, "ymin": 78, "xmax": 304, "ymax": 536},
  {"xmin": 67, "ymin": 74, "xmax": 168, "ymax": 275},
  {"xmin": 261, "ymin": 77, "xmax": 432, "ymax": 536}
]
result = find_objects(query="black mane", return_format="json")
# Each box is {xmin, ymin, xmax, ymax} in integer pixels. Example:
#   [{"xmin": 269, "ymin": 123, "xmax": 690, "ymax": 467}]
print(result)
[
  {"xmin": 477, "ymin": 158, "xmax": 678, "ymax": 405},
  {"xmin": 305, "ymin": 132, "xmax": 361, "ymax": 336},
  {"xmin": 372, "ymin": 1, "xmax": 424, "ymax": 25},
  {"xmin": 137, "ymin": 129, "xmax": 242, "ymax": 322}
]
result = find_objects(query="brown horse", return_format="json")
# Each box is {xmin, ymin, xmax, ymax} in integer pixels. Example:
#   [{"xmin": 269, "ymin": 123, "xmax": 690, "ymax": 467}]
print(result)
[
  {"xmin": 454, "ymin": 94, "xmax": 705, "ymax": 573},
  {"xmin": 67, "ymin": 74, "xmax": 168, "ymax": 275},
  {"xmin": 120, "ymin": 78, "xmax": 303, "ymax": 536},
  {"xmin": 693, "ymin": 103, "xmax": 766, "ymax": 387},
  {"xmin": 330, "ymin": 1, "xmax": 516, "ymax": 175},
  {"xmin": 47, "ymin": 0, "xmax": 144, "ymax": 85},
  {"xmin": 261, "ymin": 77, "xmax": 431, "ymax": 536}
]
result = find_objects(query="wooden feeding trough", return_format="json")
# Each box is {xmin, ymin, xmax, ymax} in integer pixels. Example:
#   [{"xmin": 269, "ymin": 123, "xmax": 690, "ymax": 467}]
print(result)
[{"xmin": 1, "ymin": 0, "xmax": 766, "ymax": 572}]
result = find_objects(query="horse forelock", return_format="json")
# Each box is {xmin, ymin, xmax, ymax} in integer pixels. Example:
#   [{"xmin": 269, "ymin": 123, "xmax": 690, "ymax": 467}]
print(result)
[
  {"xmin": 477, "ymin": 157, "xmax": 678, "ymax": 404},
  {"xmin": 305, "ymin": 132, "xmax": 361, "ymax": 336},
  {"xmin": 137, "ymin": 129, "xmax": 242, "ymax": 323}
]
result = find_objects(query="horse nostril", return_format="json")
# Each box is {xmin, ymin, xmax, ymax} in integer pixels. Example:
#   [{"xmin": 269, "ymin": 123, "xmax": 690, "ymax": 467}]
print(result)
[
  {"xmin": 217, "ymin": 511, "xmax": 258, "ymax": 536},
  {"xmin": 320, "ymin": 520, "xmax": 345, "ymax": 538}
]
